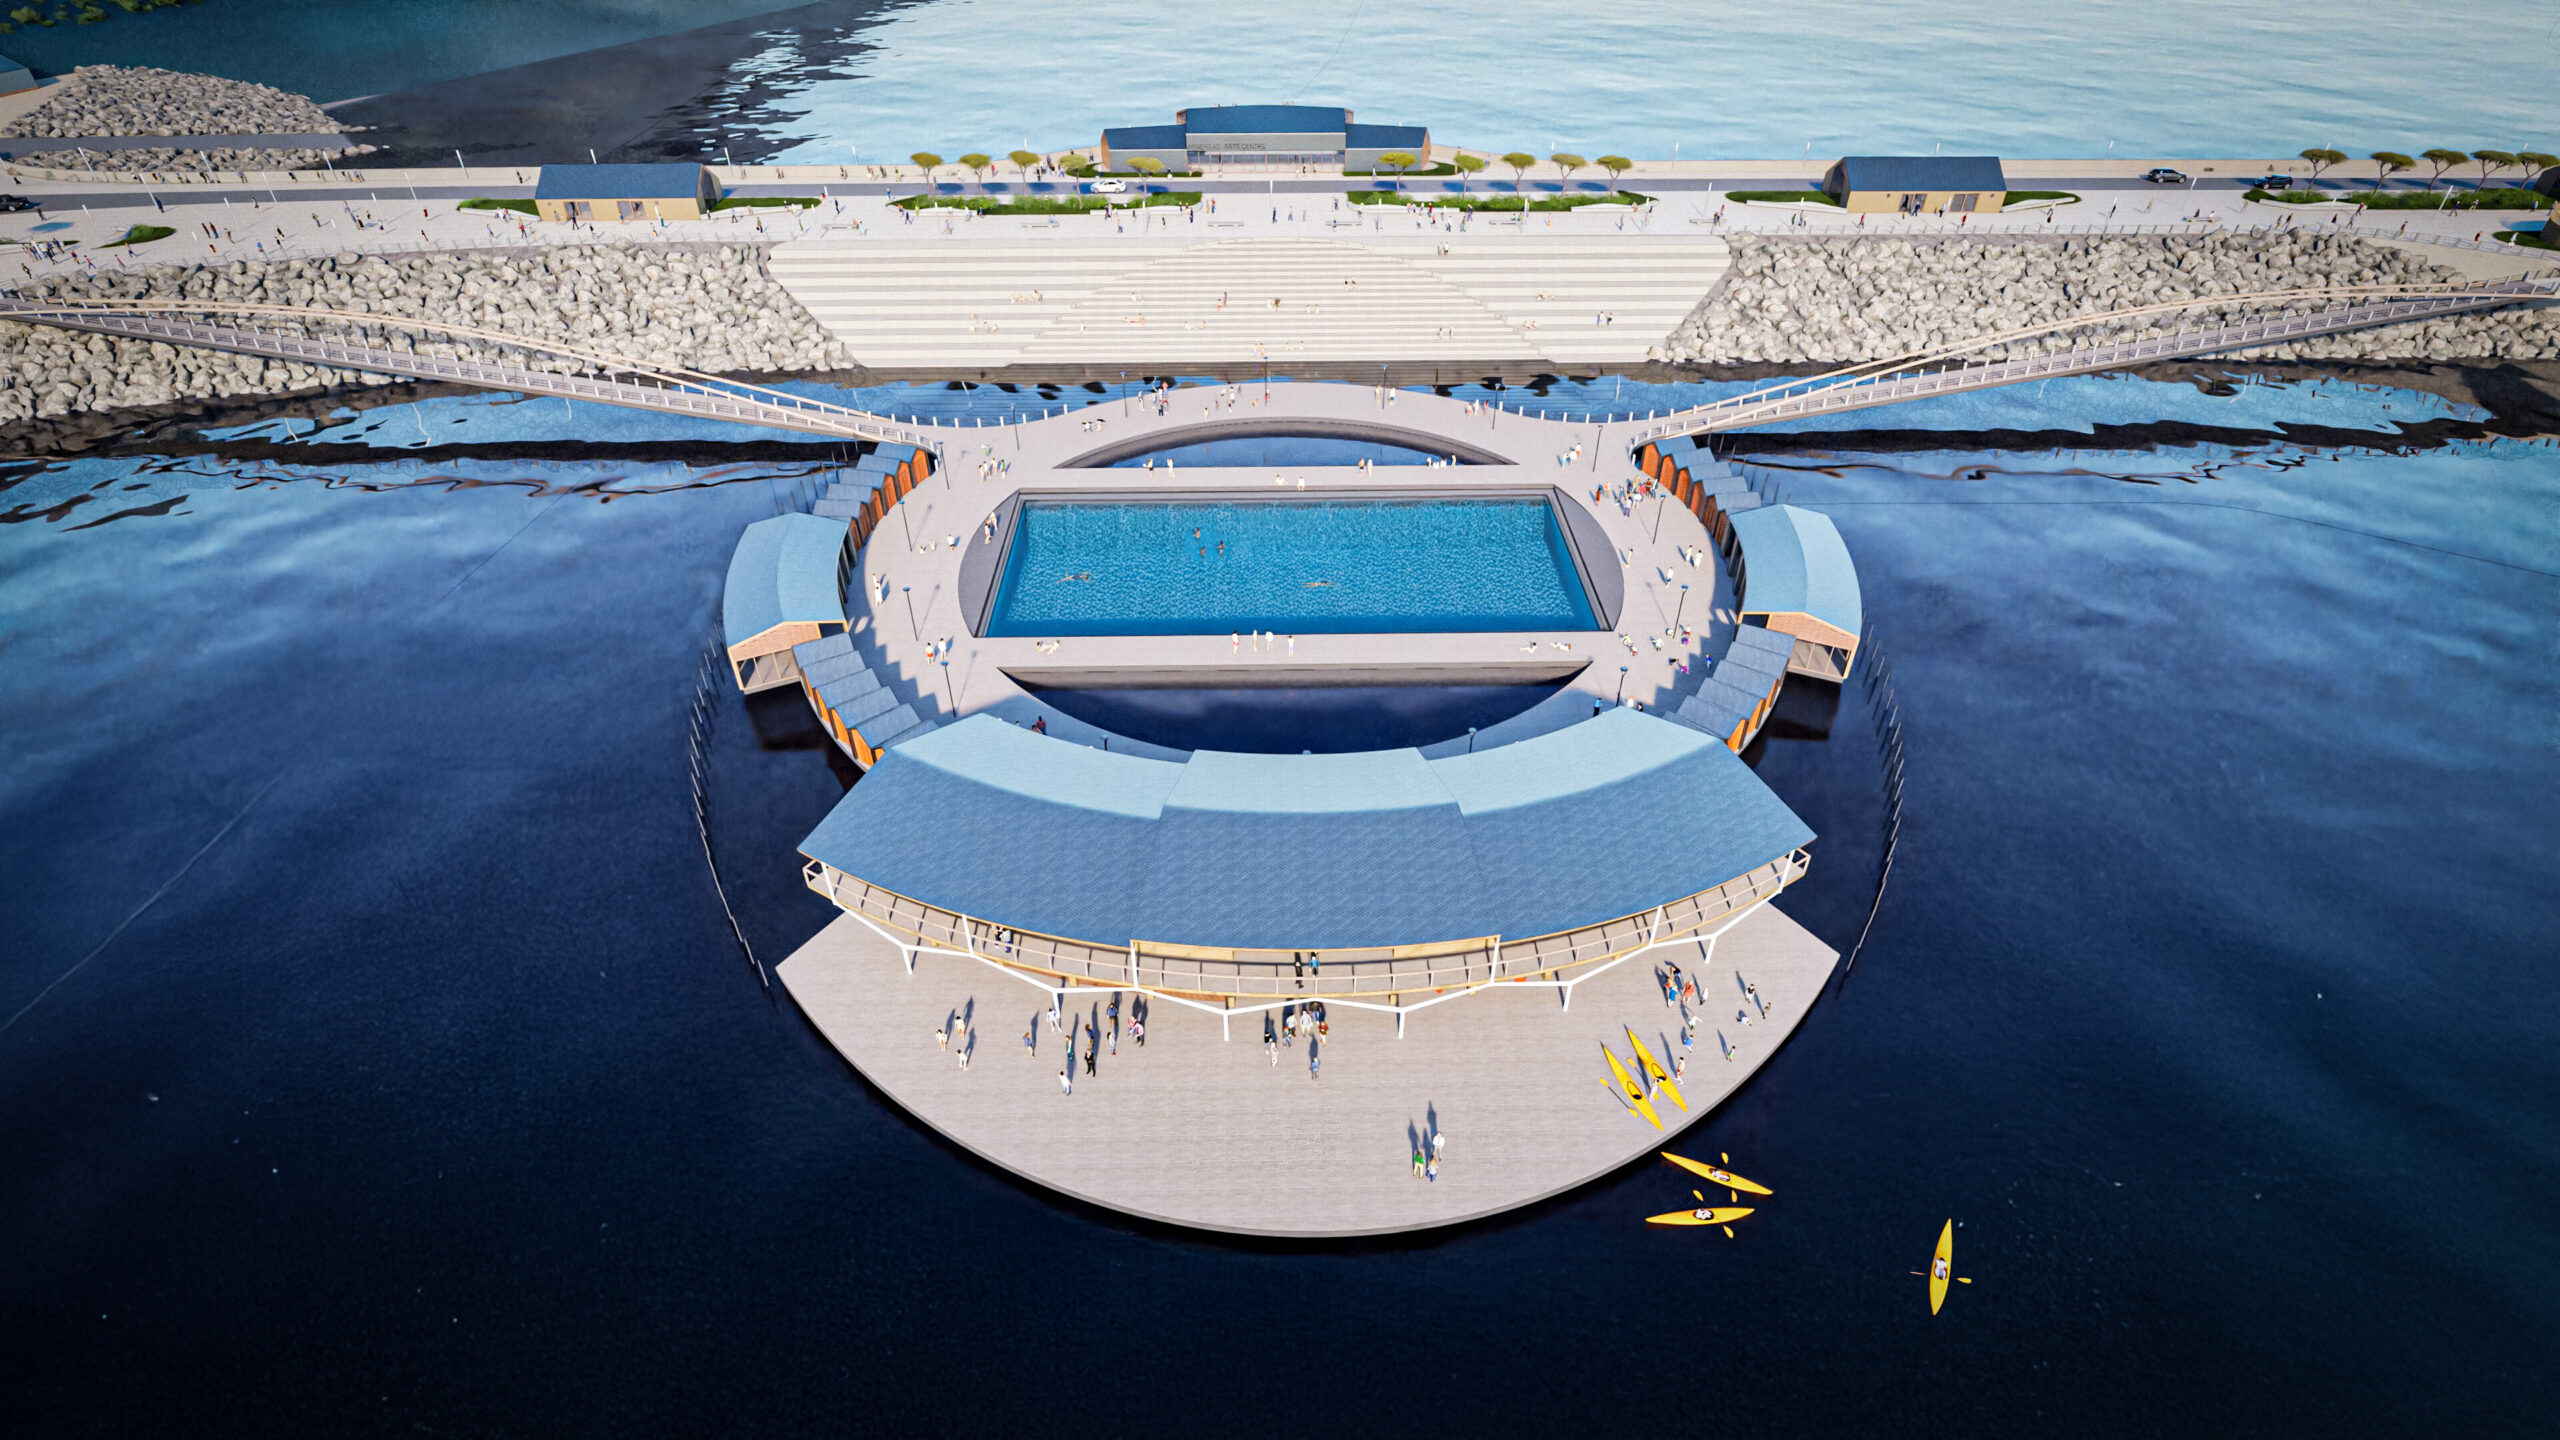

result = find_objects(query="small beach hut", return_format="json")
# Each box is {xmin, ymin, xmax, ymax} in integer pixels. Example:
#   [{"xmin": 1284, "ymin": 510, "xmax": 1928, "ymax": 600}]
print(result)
[
  {"xmin": 1729, "ymin": 505, "xmax": 1863, "ymax": 681},
  {"xmin": 534, "ymin": 163, "xmax": 720, "ymax": 223},
  {"xmin": 1822, "ymin": 156, "xmax": 2007, "ymax": 215}
]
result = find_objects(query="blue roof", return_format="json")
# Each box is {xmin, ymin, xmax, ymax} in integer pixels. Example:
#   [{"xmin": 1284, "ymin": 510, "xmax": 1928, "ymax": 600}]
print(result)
[
  {"xmin": 534, "ymin": 163, "xmax": 711, "ymax": 201},
  {"xmin": 1179, "ymin": 105, "xmax": 1348, "ymax": 135},
  {"xmin": 1834, "ymin": 155, "xmax": 2006, "ymax": 194},
  {"xmin": 1346, "ymin": 123, "xmax": 1428, "ymax": 149},
  {"xmin": 722, "ymin": 513, "xmax": 846, "ymax": 648},
  {"xmin": 799, "ymin": 708, "xmax": 1815, "ymax": 950},
  {"xmin": 1732, "ymin": 505, "xmax": 1862, "ymax": 636},
  {"xmin": 1102, "ymin": 124, "xmax": 1188, "ymax": 151}
]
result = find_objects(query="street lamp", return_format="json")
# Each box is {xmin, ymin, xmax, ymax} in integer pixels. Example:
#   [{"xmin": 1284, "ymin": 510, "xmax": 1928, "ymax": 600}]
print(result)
[
  {"xmin": 1673, "ymin": 583, "xmax": 1690, "ymax": 633},
  {"xmin": 940, "ymin": 657, "xmax": 954, "ymax": 715},
  {"xmin": 1466, "ymin": 726, "xmax": 1478, "ymax": 753},
  {"xmin": 902, "ymin": 585, "xmax": 918, "ymax": 640},
  {"xmin": 1616, "ymin": 665, "xmax": 1629, "ymax": 704}
]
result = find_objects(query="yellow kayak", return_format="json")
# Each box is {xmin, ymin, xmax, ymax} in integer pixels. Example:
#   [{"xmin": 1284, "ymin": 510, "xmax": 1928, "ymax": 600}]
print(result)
[
  {"xmin": 1624, "ymin": 1027, "xmax": 1687, "ymax": 1111},
  {"xmin": 1661, "ymin": 1151, "xmax": 1773, "ymax": 1196},
  {"xmin": 1601, "ymin": 1048, "xmax": 1662, "ymax": 1130},
  {"xmin": 1646, "ymin": 1204, "xmax": 1756, "ymax": 1227},
  {"xmin": 1930, "ymin": 1219, "xmax": 1954, "ymax": 1314}
]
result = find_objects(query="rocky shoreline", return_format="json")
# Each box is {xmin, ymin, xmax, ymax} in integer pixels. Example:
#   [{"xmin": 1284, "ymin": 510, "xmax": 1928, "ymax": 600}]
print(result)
[
  {"xmin": 0, "ymin": 243, "xmax": 850, "ymax": 425},
  {"xmin": 0, "ymin": 64, "xmax": 368, "ymax": 172},
  {"xmin": 1662, "ymin": 233, "xmax": 2560, "ymax": 366}
]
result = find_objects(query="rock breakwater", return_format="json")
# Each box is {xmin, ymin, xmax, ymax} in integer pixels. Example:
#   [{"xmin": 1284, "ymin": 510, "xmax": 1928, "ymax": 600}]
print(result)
[
  {"xmin": 1662, "ymin": 234, "xmax": 2560, "ymax": 365},
  {"xmin": 2, "ymin": 64, "xmax": 338, "ymax": 138},
  {"xmin": 0, "ymin": 244, "xmax": 851, "ymax": 424}
]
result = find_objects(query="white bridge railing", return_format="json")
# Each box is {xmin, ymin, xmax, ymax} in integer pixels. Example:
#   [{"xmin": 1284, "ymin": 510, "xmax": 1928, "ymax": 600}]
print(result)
[{"xmin": 1633, "ymin": 276, "xmax": 2560, "ymax": 441}]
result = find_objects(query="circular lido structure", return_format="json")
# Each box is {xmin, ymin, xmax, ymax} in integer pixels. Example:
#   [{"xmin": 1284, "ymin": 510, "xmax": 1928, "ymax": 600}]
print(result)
[{"xmin": 720, "ymin": 382, "xmax": 1869, "ymax": 1236}]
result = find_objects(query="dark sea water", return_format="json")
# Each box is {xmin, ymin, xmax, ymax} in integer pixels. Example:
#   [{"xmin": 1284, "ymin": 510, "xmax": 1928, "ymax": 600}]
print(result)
[{"xmin": 3, "ymin": 384, "xmax": 2556, "ymax": 1435}]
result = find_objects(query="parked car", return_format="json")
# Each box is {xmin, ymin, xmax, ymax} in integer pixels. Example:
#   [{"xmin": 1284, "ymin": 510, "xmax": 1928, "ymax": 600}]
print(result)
[
  {"xmin": 0, "ymin": 194, "xmax": 35, "ymax": 212},
  {"xmin": 2141, "ymin": 167, "xmax": 2189, "ymax": 185},
  {"xmin": 1085, "ymin": 178, "xmax": 1129, "ymax": 194},
  {"xmin": 2246, "ymin": 174, "xmax": 2294, "ymax": 190}
]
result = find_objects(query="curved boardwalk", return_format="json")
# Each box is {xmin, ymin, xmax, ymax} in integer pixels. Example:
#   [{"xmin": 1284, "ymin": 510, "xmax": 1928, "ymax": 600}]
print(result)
[{"xmin": 778, "ymin": 901, "xmax": 1838, "ymax": 1237}]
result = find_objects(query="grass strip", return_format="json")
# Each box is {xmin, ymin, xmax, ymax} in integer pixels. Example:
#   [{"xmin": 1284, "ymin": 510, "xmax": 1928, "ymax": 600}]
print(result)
[{"xmin": 101, "ymin": 224, "xmax": 172, "ymax": 247}]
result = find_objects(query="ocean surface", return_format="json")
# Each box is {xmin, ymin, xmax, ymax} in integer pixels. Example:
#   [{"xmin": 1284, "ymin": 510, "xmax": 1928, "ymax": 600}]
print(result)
[
  {"xmin": 8, "ymin": 0, "xmax": 2553, "ymax": 158},
  {"xmin": 4, "ymin": 373, "xmax": 2554, "ymax": 1435}
]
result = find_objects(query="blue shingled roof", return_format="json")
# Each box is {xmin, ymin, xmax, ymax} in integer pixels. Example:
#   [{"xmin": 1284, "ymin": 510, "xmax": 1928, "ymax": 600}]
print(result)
[
  {"xmin": 799, "ymin": 708, "xmax": 1814, "ymax": 950},
  {"xmin": 722, "ymin": 513, "xmax": 846, "ymax": 648},
  {"xmin": 1102, "ymin": 124, "xmax": 1188, "ymax": 151},
  {"xmin": 534, "ymin": 163, "xmax": 711, "ymax": 201},
  {"xmin": 1180, "ymin": 105, "xmax": 1349, "ymax": 135},
  {"xmin": 1834, "ymin": 155, "xmax": 2006, "ymax": 194},
  {"xmin": 1346, "ymin": 122, "xmax": 1428, "ymax": 149},
  {"xmin": 1732, "ymin": 505, "xmax": 1862, "ymax": 636}
]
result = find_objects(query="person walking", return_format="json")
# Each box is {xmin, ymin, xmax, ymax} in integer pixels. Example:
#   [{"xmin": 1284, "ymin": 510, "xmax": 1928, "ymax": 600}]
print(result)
[
  {"xmin": 1059, "ymin": 1067, "xmax": 1072, "ymax": 1096},
  {"xmin": 1412, "ymin": 1147, "xmax": 1427, "ymax": 1179},
  {"xmin": 1023, "ymin": 1025, "xmax": 1036, "ymax": 1056}
]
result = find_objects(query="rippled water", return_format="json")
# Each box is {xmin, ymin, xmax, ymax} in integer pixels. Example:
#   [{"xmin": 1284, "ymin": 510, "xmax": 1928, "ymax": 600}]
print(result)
[
  {"xmin": 5, "ymin": 373, "xmax": 2556, "ymax": 1430},
  {"xmin": 747, "ymin": 0, "xmax": 2558, "ymax": 160}
]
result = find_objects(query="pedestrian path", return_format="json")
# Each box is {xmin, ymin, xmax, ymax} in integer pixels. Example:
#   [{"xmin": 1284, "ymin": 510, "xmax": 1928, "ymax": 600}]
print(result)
[{"xmin": 767, "ymin": 231, "xmax": 1731, "ymax": 374}]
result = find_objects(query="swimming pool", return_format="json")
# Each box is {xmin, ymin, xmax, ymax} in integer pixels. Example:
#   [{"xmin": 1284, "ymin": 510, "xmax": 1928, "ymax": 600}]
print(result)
[{"xmin": 982, "ymin": 495, "xmax": 1601, "ymax": 637}]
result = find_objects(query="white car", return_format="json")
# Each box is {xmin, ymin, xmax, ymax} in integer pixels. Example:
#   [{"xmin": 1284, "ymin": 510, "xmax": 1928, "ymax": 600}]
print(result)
[{"xmin": 1086, "ymin": 178, "xmax": 1129, "ymax": 194}]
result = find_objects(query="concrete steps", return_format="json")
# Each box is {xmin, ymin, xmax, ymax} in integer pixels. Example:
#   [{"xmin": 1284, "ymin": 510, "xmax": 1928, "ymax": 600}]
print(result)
[{"xmin": 768, "ymin": 231, "xmax": 1728, "ymax": 373}]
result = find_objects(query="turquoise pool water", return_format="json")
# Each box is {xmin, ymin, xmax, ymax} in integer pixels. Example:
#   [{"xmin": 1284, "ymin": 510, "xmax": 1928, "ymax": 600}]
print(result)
[{"xmin": 984, "ymin": 496, "xmax": 1598, "ymax": 637}]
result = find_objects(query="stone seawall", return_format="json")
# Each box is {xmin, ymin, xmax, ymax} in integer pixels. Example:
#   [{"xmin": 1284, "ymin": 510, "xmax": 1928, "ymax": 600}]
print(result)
[
  {"xmin": 0, "ymin": 243, "xmax": 851, "ymax": 424},
  {"xmin": 1662, "ymin": 233, "xmax": 2560, "ymax": 365}
]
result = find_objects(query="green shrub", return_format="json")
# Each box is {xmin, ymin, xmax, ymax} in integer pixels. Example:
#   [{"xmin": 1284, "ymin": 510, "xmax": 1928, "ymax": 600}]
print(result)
[
  {"xmin": 458, "ymin": 197, "xmax": 537, "ymax": 216},
  {"xmin": 2246, "ymin": 186, "xmax": 2548, "ymax": 210},
  {"xmin": 1347, "ymin": 189, "xmax": 1650, "ymax": 213},
  {"xmin": 101, "ymin": 223, "xmax": 172, "ymax": 247},
  {"xmin": 709, "ymin": 195, "xmax": 823, "ymax": 211},
  {"xmin": 1726, "ymin": 190, "xmax": 1841, "ymax": 206}
]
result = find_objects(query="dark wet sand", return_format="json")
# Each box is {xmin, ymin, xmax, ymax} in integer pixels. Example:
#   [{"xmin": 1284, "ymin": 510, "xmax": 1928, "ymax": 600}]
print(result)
[{"xmin": 333, "ymin": 0, "xmax": 905, "ymax": 168}]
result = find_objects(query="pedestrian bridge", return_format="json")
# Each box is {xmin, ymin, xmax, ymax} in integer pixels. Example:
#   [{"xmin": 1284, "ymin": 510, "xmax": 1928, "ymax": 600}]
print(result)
[{"xmin": 3, "ymin": 275, "xmax": 2549, "ymax": 452}]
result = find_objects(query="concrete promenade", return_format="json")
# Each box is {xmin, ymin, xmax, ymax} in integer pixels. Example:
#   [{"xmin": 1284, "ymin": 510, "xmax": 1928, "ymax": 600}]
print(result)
[
  {"xmin": 844, "ymin": 381, "xmax": 1734, "ymax": 761},
  {"xmin": 777, "ymin": 898, "xmax": 1838, "ymax": 1237}
]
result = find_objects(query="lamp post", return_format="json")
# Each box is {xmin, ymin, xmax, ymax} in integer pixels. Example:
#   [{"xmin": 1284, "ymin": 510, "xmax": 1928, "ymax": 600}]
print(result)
[
  {"xmin": 1673, "ymin": 583, "xmax": 1690, "ymax": 634},
  {"xmin": 940, "ymin": 657, "xmax": 954, "ymax": 715},
  {"xmin": 1616, "ymin": 665, "xmax": 1629, "ymax": 705},
  {"xmin": 1466, "ymin": 726, "xmax": 1478, "ymax": 753},
  {"xmin": 903, "ymin": 585, "xmax": 919, "ymax": 641}
]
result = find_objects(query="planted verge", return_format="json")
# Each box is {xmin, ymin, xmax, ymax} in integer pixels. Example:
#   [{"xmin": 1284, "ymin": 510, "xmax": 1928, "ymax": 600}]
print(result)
[
  {"xmin": 1727, "ymin": 190, "xmax": 1841, "ymax": 206},
  {"xmin": 458, "ymin": 198, "xmax": 537, "ymax": 216},
  {"xmin": 894, "ymin": 192, "xmax": 1203, "ymax": 214},
  {"xmin": 101, "ymin": 224, "xmax": 172, "ymax": 248},
  {"xmin": 1348, "ymin": 190, "xmax": 1651, "ymax": 212},
  {"xmin": 2003, "ymin": 190, "xmax": 2080, "ymax": 206},
  {"xmin": 710, "ymin": 196, "xmax": 823, "ymax": 211},
  {"xmin": 2248, "ymin": 187, "xmax": 2551, "ymax": 209}
]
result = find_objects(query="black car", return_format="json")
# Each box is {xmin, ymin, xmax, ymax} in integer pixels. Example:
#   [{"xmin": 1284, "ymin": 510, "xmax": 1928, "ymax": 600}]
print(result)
[
  {"xmin": 0, "ymin": 194, "xmax": 35, "ymax": 212},
  {"xmin": 2246, "ymin": 174, "xmax": 2294, "ymax": 190},
  {"xmin": 2141, "ymin": 167, "xmax": 2188, "ymax": 185}
]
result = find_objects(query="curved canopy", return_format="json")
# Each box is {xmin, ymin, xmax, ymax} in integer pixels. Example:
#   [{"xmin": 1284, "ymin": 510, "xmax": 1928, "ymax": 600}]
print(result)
[
  {"xmin": 800, "ymin": 708, "xmax": 1814, "ymax": 951},
  {"xmin": 722, "ymin": 513, "xmax": 847, "ymax": 650},
  {"xmin": 1732, "ymin": 504, "xmax": 1862, "ymax": 638}
]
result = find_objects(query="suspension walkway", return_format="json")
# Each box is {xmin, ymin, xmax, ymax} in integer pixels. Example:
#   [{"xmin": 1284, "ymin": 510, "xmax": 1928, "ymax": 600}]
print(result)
[{"xmin": 1, "ymin": 275, "xmax": 2551, "ymax": 449}]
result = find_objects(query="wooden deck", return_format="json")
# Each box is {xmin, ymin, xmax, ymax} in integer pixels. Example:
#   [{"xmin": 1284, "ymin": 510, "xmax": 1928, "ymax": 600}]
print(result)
[{"xmin": 775, "ymin": 900, "xmax": 1838, "ymax": 1237}]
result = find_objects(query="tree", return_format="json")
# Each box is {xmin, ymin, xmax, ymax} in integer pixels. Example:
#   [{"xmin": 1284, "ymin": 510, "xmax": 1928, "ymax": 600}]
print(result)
[
  {"xmin": 1056, "ymin": 152, "xmax": 1091, "ymax": 175},
  {"xmin": 959, "ymin": 152, "xmax": 993, "ymax": 187},
  {"xmin": 1451, "ymin": 152, "xmax": 1487, "ymax": 188},
  {"xmin": 1596, "ymin": 155, "xmax": 1632, "ymax": 193},
  {"xmin": 1008, "ymin": 149, "xmax": 1040, "ymax": 183},
  {"xmin": 910, "ymin": 152, "xmax": 943, "ymax": 184},
  {"xmin": 2521, "ymin": 152, "xmax": 2560, "ymax": 187},
  {"xmin": 2299, "ymin": 147, "xmax": 2345, "ymax": 184},
  {"xmin": 2418, "ymin": 148, "xmax": 2468, "ymax": 190},
  {"xmin": 1550, "ymin": 153, "xmax": 1586, "ymax": 188},
  {"xmin": 2369, "ymin": 151, "xmax": 2414, "ymax": 189},
  {"xmin": 1501, "ymin": 152, "xmax": 1535, "ymax": 192},
  {"xmin": 1376, "ymin": 150, "xmax": 1417, "ymax": 187},
  {"xmin": 1128, "ymin": 156, "xmax": 1167, "ymax": 181},
  {"xmin": 2470, "ymin": 150, "xmax": 2518, "ymax": 190}
]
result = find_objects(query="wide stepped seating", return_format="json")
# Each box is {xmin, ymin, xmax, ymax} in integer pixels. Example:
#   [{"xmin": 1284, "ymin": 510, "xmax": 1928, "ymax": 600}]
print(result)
[{"xmin": 768, "ymin": 232, "xmax": 1728, "ymax": 372}]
